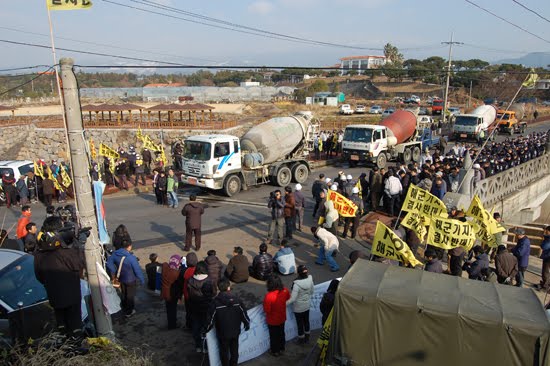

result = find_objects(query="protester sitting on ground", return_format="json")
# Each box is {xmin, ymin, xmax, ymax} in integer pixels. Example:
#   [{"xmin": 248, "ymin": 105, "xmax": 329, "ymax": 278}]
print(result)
[
  {"xmin": 273, "ymin": 239, "xmax": 296, "ymax": 275},
  {"xmin": 205, "ymin": 249, "xmax": 224, "ymax": 289},
  {"xmin": 225, "ymin": 246, "xmax": 250, "ymax": 283},
  {"xmin": 424, "ymin": 248, "xmax": 443, "ymax": 273},
  {"xmin": 463, "ymin": 245, "xmax": 489, "ymax": 280},
  {"xmin": 145, "ymin": 253, "xmax": 160, "ymax": 291},
  {"xmin": 320, "ymin": 279, "xmax": 340, "ymax": 325},
  {"xmin": 249, "ymin": 243, "xmax": 274, "ymax": 280}
]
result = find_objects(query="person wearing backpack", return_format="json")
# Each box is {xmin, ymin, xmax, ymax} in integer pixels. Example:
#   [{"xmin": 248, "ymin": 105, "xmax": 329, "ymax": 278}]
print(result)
[{"xmin": 106, "ymin": 240, "xmax": 144, "ymax": 317}]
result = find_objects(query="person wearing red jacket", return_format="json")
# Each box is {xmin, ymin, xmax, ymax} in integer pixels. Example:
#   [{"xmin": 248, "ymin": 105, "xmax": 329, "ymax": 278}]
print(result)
[
  {"xmin": 16, "ymin": 205, "xmax": 32, "ymax": 240},
  {"xmin": 263, "ymin": 274, "xmax": 290, "ymax": 357}
]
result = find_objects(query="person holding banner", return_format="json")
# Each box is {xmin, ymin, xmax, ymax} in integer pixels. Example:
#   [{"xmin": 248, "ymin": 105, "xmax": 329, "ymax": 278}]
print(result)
[
  {"xmin": 342, "ymin": 187, "xmax": 363, "ymax": 239},
  {"xmin": 263, "ymin": 275, "xmax": 290, "ymax": 357}
]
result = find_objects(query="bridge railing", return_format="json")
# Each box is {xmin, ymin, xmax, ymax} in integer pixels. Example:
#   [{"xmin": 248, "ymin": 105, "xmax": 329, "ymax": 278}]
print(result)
[{"xmin": 473, "ymin": 153, "xmax": 550, "ymax": 207}]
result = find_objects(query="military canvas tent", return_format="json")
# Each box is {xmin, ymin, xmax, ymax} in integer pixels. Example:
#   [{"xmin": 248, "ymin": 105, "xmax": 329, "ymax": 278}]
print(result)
[{"xmin": 328, "ymin": 260, "xmax": 550, "ymax": 366}]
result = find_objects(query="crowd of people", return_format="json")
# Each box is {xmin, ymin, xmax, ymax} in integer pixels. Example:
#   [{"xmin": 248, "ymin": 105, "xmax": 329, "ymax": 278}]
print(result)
[{"xmin": 312, "ymin": 130, "xmax": 344, "ymax": 160}]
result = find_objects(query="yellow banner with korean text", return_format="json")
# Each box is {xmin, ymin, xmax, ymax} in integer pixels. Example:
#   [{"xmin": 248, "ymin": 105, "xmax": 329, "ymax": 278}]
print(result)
[
  {"xmin": 401, "ymin": 211, "xmax": 428, "ymax": 241},
  {"xmin": 326, "ymin": 189, "xmax": 357, "ymax": 218},
  {"xmin": 465, "ymin": 195, "xmax": 505, "ymax": 247},
  {"xmin": 89, "ymin": 139, "xmax": 97, "ymax": 161},
  {"xmin": 427, "ymin": 216, "xmax": 476, "ymax": 251},
  {"xmin": 401, "ymin": 184, "xmax": 448, "ymax": 219},
  {"xmin": 33, "ymin": 160, "xmax": 44, "ymax": 178},
  {"xmin": 99, "ymin": 143, "xmax": 120, "ymax": 159},
  {"xmin": 372, "ymin": 221, "xmax": 422, "ymax": 267},
  {"xmin": 47, "ymin": 0, "xmax": 93, "ymax": 10},
  {"xmin": 60, "ymin": 168, "xmax": 72, "ymax": 188}
]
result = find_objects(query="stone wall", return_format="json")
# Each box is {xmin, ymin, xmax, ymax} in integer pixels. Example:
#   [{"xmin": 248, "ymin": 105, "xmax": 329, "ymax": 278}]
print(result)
[{"xmin": 0, "ymin": 122, "xmax": 250, "ymax": 163}]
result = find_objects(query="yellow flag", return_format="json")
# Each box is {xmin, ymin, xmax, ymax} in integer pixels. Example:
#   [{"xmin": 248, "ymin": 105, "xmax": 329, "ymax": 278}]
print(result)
[
  {"xmin": 326, "ymin": 189, "xmax": 358, "ymax": 218},
  {"xmin": 372, "ymin": 221, "xmax": 422, "ymax": 267},
  {"xmin": 427, "ymin": 216, "xmax": 476, "ymax": 251},
  {"xmin": 99, "ymin": 143, "xmax": 120, "ymax": 159},
  {"xmin": 401, "ymin": 211, "xmax": 428, "ymax": 241},
  {"xmin": 522, "ymin": 68, "xmax": 539, "ymax": 88},
  {"xmin": 47, "ymin": 0, "xmax": 93, "ymax": 10},
  {"xmin": 60, "ymin": 168, "xmax": 72, "ymax": 188},
  {"xmin": 47, "ymin": 165, "xmax": 64, "ymax": 192},
  {"xmin": 89, "ymin": 139, "xmax": 97, "ymax": 161},
  {"xmin": 159, "ymin": 145, "xmax": 168, "ymax": 166},
  {"xmin": 401, "ymin": 184, "xmax": 448, "ymax": 219},
  {"xmin": 465, "ymin": 195, "xmax": 504, "ymax": 247},
  {"xmin": 317, "ymin": 308, "xmax": 333, "ymax": 366},
  {"xmin": 33, "ymin": 160, "xmax": 44, "ymax": 178}
]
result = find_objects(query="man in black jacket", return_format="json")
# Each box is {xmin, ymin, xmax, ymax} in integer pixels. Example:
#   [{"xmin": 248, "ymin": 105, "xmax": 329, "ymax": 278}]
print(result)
[
  {"xmin": 206, "ymin": 278, "xmax": 250, "ymax": 366},
  {"xmin": 34, "ymin": 216, "xmax": 84, "ymax": 336},
  {"xmin": 249, "ymin": 243, "xmax": 273, "ymax": 280}
]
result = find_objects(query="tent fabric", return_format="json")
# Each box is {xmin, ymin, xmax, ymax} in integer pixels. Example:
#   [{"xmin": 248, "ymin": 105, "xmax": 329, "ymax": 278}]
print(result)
[{"xmin": 328, "ymin": 259, "xmax": 550, "ymax": 366}]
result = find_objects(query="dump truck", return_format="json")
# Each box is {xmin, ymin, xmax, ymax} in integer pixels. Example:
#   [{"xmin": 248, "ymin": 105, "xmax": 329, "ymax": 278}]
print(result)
[
  {"xmin": 342, "ymin": 110, "xmax": 425, "ymax": 169},
  {"xmin": 179, "ymin": 111, "xmax": 319, "ymax": 196},
  {"xmin": 452, "ymin": 104, "xmax": 497, "ymax": 141},
  {"xmin": 497, "ymin": 109, "xmax": 526, "ymax": 135}
]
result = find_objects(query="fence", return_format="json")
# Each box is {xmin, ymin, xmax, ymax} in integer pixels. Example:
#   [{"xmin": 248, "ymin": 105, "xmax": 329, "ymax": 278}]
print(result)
[{"xmin": 473, "ymin": 153, "xmax": 550, "ymax": 207}]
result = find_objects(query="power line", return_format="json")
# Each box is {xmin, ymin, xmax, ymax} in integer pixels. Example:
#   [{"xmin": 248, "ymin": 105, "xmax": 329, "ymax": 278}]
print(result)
[
  {"xmin": 511, "ymin": 0, "xmax": 550, "ymax": 24},
  {"xmin": 0, "ymin": 25, "xmax": 221, "ymax": 64},
  {"xmin": 464, "ymin": 0, "xmax": 550, "ymax": 44},
  {"xmin": 0, "ymin": 66, "xmax": 56, "ymax": 97},
  {"xmin": 0, "ymin": 65, "xmax": 52, "ymax": 73},
  {"xmin": 460, "ymin": 43, "xmax": 543, "ymax": 54}
]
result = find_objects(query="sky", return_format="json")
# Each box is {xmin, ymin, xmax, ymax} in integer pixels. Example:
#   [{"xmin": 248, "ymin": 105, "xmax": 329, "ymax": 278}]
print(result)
[{"xmin": 1, "ymin": 0, "xmax": 549, "ymax": 73}]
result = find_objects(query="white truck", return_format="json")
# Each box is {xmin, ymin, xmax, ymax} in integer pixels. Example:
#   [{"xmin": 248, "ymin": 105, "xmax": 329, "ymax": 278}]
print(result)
[
  {"xmin": 452, "ymin": 105, "xmax": 497, "ymax": 141},
  {"xmin": 342, "ymin": 110, "xmax": 423, "ymax": 169},
  {"xmin": 180, "ymin": 112, "xmax": 319, "ymax": 196},
  {"xmin": 339, "ymin": 104, "xmax": 354, "ymax": 115}
]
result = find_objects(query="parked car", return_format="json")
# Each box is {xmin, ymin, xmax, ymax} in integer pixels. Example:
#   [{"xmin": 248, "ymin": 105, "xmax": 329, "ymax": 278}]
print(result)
[
  {"xmin": 419, "ymin": 107, "xmax": 429, "ymax": 115},
  {"xmin": 0, "ymin": 249, "xmax": 54, "ymax": 346},
  {"xmin": 448, "ymin": 107, "xmax": 461, "ymax": 116},
  {"xmin": 339, "ymin": 104, "xmax": 354, "ymax": 115},
  {"xmin": 542, "ymin": 100, "xmax": 550, "ymax": 107},
  {"xmin": 369, "ymin": 105, "xmax": 383, "ymax": 114},
  {"xmin": 381, "ymin": 108, "xmax": 395, "ymax": 118},
  {"xmin": 355, "ymin": 105, "xmax": 366, "ymax": 114},
  {"xmin": 0, "ymin": 161, "xmax": 34, "ymax": 181}
]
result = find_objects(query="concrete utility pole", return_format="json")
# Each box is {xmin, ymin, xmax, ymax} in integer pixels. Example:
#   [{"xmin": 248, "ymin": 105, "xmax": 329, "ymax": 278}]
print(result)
[
  {"xmin": 59, "ymin": 58, "xmax": 114, "ymax": 337},
  {"xmin": 442, "ymin": 33, "xmax": 463, "ymax": 123}
]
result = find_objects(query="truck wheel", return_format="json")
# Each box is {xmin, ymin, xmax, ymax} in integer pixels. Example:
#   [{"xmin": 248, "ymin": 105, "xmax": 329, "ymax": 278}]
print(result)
[
  {"xmin": 376, "ymin": 154, "xmax": 387, "ymax": 169},
  {"xmin": 223, "ymin": 175, "xmax": 241, "ymax": 197},
  {"xmin": 348, "ymin": 159, "xmax": 357, "ymax": 168},
  {"xmin": 403, "ymin": 148, "xmax": 412, "ymax": 164},
  {"xmin": 412, "ymin": 146, "xmax": 421, "ymax": 162},
  {"xmin": 291, "ymin": 163, "xmax": 309, "ymax": 184},
  {"xmin": 276, "ymin": 166, "xmax": 292, "ymax": 187}
]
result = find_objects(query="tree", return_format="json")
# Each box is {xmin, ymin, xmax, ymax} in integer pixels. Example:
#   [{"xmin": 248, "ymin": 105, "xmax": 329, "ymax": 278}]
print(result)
[{"xmin": 383, "ymin": 43, "xmax": 404, "ymax": 64}]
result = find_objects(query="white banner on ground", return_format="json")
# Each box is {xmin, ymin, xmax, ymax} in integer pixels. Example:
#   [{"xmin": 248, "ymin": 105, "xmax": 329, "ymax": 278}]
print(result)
[{"xmin": 207, "ymin": 280, "xmax": 331, "ymax": 366}]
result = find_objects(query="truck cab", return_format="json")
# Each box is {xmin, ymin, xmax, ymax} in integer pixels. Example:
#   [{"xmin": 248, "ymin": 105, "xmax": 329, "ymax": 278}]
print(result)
[
  {"xmin": 452, "ymin": 115, "xmax": 483, "ymax": 140},
  {"xmin": 180, "ymin": 135, "xmax": 242, "ymax": 194},
  {"xmin": 497, "ymin": 110, "xmax": 525, "ymax": 135}
]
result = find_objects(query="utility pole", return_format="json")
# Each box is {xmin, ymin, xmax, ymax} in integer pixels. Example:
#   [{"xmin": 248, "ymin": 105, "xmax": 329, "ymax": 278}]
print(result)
[
  {"xmin": 441, "ymin": 33, "xmax": 463, "ymax": 122},
  {"xmin": 59, "ymin": 58, "xmax": 114, "ymax": 337},
  {"xmin": 468, "ymin": 80, "xmax": 473, "ymax": 109}
]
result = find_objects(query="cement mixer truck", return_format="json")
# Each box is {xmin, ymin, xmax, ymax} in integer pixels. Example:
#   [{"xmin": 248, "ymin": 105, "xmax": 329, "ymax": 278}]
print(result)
[
  {"xmin": 179, "ymin": 111, "xmax": 319, "ymax": 196},
  {"xmin": 342, "ymin": 110, "xmax": 425, "ymax": 169},
  {"xmin": 452, "ymin": 105, "xmax": 497, "ymax": 141}
]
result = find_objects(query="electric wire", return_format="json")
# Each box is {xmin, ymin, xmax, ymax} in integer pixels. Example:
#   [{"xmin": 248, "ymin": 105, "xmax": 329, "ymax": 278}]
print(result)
[
  {"xmin": 0, "ymin": 65, "xmax": 56, "ymax": 97},
  {"xmin": 0, "ymin": 25, "xmax": 220, "ymax": 64},
  {"xmin": 464, "ymin": 0, "xmax": 550, "ymax": 44},
  {"xmin": 0, "ymin": 65, "xmax": 52, "ymax": 73},
  {"xmin": 511, "ymin": 0, "xmax": 550, "ymax": 24}
]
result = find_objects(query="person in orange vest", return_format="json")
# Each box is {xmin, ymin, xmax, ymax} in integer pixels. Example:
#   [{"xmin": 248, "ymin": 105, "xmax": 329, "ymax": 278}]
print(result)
[{"xmin": 16, "ymin": 205, "xmax": 32, "ymax": 242}]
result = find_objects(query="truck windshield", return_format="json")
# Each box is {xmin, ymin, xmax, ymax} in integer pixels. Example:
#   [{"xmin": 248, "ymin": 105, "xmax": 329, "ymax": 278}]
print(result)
[
  {"xmin": 454, "ymin": 116, "xmax": 478, "ymax": 126},
  {"xmin": 183, "ymin": 141, "xmax": 211, "ymax": 161},
  {"xmin": 433, "ymin": 101, "xmax": 443, "ymax": 107},
  {"xmin": 497, "ymin": 114, "xmax": 510, "ymax": 120},
  {"xmin": 344, "ymin": 128, "xmax": 373, "ymax": 143}
]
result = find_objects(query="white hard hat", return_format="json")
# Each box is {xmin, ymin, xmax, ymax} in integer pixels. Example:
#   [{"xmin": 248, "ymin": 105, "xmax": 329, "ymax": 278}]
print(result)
[
  {"xmin": 340, "ymin": 174, "xmax": 347, "ymax": 181},
  {"xmin": 330, "ymin": 184, "xmax": 338, "ymax": 191},
  {"xmin": 325, "ymin": 177, "xmax": 332, "ymax": 184},
  {"xmin": 295, "ymin": 183, "xmax": 302, "ymax": 191},
  {"xmin": 347, "ymin": 174, "xmax": 353, "ymax": 180},
  {"xmin": 473, "ymin": 163, "xmax": 481, "ymax": 169},
  {"xmin": 352, "ymin": 187, "xmax": 359, "ymax": 194}
]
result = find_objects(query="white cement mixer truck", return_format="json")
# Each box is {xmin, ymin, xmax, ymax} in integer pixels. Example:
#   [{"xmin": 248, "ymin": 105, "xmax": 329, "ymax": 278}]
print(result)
[
  {"xmin": 452, "ymin": 105, "xmax": 497, "ymax": 141},
  {"xmin": 179, "ymin": 111, "xmax": 319, "ymax": 196}
]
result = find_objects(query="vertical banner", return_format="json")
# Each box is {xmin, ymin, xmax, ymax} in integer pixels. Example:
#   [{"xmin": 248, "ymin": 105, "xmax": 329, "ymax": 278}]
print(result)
[
  {"xmin": 207, "ymin": 280, "xmax": 330, "ymax": 366},
  {"xmin": 47, "ymin": 0, "xmax": 93, "ymax": 10},
  {"xmin": 93, "ymin": 181, "xmax": 110, "ymax": 245},
  {"xmin": 371, "ymin": 221, "xmax": 422, "ymax": 267}
]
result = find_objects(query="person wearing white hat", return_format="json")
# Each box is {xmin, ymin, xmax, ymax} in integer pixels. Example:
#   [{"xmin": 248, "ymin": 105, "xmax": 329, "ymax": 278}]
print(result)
[
  {"xmin": 473, "ymin": 163, "xmax": 483, "ymax": 186},
  {"xmin": 342, "ymin": 186, "xmax": 364, "ymax": 239},
  {"xmin": 294, "ymin": 184, "xmax": 305, "ymax": 231},
  {"xmin": 312, "ymin": 174, "xmax": 328, "ymax": 218},
  {"xmin": 330, "ymin": 184, "xmax": 338, "ymax": 191}
]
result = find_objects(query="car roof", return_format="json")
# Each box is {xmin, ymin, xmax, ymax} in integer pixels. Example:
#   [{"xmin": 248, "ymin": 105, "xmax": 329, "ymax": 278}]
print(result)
[
  {"xmin": 0, "ymin": 249, "xmax": 26, "ymax": 270},
  {"xmin": 0, "ymin": 160, "xmax": 33, "ymax": 168}
]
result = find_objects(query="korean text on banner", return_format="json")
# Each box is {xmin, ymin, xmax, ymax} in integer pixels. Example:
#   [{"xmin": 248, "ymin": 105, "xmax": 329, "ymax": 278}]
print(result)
[
  {"xmin": 317, "ymin": 309, "xmax": 333, "ymax": 366},
  {"xmin": 34, "ymin": 160, "xmax": 44, "ymax": 178},
  {"xmin": 465, "ymin": 195, "xmax": 504, "ymax": 247},
  {"xmin": 401, "ymin": 211, "xmax": 428, "ymax": 241},
  {"xmin": 427, "ymin": 216, "xmax": 476, "ymax": 251},
  {"xmin": 47, "ymin": 0, "xmax": 93, "ymax": 10},
  {"xmin": 99, "ymin": 143, "xmax": 120, "ymax": 159},
  {"xmin": 401, "ymin": 184, "xmax": 448, "ymax": 219},
  {"xmin": 372, "ymin": 221, "xmax": 422, "ymax": 267},
  {"xmin": 207, "ymin": 280, "xmax": 331, "ymax": 366},
  {"xmin": 327, "ymin": 189, "xmax": 357, "ymax": 218},
  {"xmin": 93, "ymin": 181, "xmax": 110, "ymax": 245}
]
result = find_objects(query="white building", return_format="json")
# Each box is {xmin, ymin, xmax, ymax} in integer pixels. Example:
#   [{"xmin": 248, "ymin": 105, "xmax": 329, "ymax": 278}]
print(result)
[
  {"xmin": 340, "ymin": 55, "xmax": 387, "ymax": 75},
  {"xmin": 535, "ymin": 79, "xmax": 550, "ymax": 90}
]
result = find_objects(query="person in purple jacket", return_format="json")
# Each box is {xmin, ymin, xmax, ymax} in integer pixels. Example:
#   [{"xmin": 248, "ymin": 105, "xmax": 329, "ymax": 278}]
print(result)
[{"xmin": 511, "ymin": 228, "xmax": 530, "ymax": 287}]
